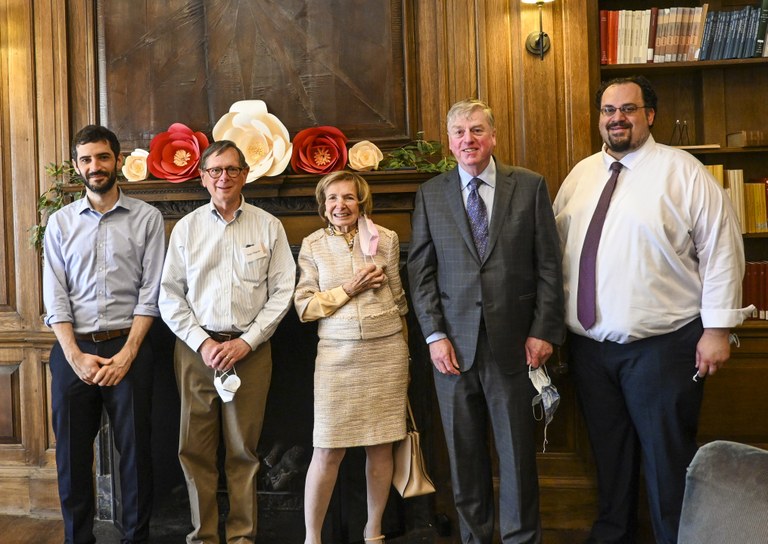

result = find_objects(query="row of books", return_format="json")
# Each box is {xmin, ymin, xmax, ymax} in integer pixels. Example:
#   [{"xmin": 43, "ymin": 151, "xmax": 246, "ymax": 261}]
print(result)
[
  {"xmin": 743, "ymin": 261, "xmax": 768, "ymax": 320},
  {"xmin": 599, "ymin": 2, "xmax": 768, "ymax": 65},
  {"xmin": 705, "ymin": 166, "xmax": 768, "ymax": 234}
]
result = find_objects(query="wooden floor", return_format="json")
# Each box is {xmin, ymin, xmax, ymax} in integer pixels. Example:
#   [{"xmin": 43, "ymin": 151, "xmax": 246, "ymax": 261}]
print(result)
[{"xmin": 0, "ymin": 514, "xmax": 594, "ymax": 543}]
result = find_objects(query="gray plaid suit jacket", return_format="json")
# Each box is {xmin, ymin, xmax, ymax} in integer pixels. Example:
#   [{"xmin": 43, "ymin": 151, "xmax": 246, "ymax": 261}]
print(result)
[{"xmin": 407, "ymin": 163, "xmax": 564, "ymax": 372}]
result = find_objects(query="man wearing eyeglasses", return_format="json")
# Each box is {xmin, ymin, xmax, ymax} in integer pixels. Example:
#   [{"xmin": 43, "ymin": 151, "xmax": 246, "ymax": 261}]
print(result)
[
  {"xmin": 553, "ymin": 76, "xmax": 751, "ymax": 544},
  {"xmin": 159, "ymin": 140, "xmax": 295, "ymax": 543}
]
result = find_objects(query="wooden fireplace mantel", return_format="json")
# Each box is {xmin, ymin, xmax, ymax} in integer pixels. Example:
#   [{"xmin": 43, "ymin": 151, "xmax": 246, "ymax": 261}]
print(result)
[{"xmin": 63, "ymin": 170, "xmax": 434, "ymax": 244}]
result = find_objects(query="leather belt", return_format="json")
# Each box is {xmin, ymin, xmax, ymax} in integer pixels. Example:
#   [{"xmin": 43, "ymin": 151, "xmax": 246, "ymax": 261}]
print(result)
[
  {"xmin": 203, "ymin": 329, "xmax": 243, "ymax": 342},
  {"xmin": 74, "ymin": 328, "xmax": 132, "ymax": 343}
]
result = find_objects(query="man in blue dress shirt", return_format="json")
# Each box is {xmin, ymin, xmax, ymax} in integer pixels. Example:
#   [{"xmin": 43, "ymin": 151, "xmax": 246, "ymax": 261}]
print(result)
[{"xmin": 43, "ymin": 125, "xmax": 165, "ymax": 544}]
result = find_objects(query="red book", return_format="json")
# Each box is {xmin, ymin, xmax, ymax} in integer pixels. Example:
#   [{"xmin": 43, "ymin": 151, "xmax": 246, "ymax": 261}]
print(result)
[
  {"xmin": 648, "ymin": 7, "xmax": 659, "ymax": 63},
  {"xmin": 607, "ymin": 10, "xmax": 619, "ymax": 64},
  {"xmin": 600, "ymin": 10, "xmax": 609, "ymax": 64}
]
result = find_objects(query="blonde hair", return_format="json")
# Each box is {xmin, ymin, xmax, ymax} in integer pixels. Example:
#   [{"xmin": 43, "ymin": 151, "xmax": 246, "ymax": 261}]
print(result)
[{"xmin": 315, "ymin": 170, "xmax": 373, "ymax": 220}]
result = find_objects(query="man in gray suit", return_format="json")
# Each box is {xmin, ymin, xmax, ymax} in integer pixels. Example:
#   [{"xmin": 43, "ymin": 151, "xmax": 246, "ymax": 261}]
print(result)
[{"xmin": 407, "ymin": 98, "xmax": 564, "ymax": 544}]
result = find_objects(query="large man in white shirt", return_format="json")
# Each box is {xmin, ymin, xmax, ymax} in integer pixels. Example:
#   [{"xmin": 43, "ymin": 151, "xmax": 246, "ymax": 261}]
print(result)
[
  {"xmin": 553, "ymin": 76, "xmax": 751, "ymax": 544},
  {"xmin": 159, "ymin": 140, "xmax": 295, "ymax": 543}
]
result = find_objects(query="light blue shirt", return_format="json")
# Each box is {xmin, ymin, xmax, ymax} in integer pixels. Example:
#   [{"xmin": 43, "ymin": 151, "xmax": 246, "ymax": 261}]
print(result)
[
  {"xmin": 458, "ymin": 158, "xmax": 497, "ymax": 225},
  {"xmin": 43, "ymin": 190, "xmax": 165, "ymax": 334}
]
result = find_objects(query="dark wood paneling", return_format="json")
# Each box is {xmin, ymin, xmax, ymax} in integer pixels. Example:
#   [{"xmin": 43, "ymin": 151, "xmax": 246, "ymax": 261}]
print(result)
[
  {"xmin": 97, "ymin": 0, "xmax": 414, "ymax": 150},
  {"xmin": 0, "ymin": 365, "xmax": 20, "ymax": 443}
]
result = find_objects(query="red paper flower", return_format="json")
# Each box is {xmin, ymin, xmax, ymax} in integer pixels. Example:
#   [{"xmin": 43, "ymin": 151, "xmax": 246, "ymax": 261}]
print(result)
[
  {"xmin": 148, "ymin": 123, "xmax": 209, "ymax": 182},
  {"xmin": 291, "ymin": 126, "xmax": 348, "ymax": 174}
]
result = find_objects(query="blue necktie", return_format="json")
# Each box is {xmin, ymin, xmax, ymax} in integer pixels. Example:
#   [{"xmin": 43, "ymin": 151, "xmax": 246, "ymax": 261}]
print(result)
[
  {"xmin": 467, "ymin": 177, "xmax": 489, "ymax": 259},
  {"xmin": 577, "ymin": 161, "xmax": 623, "ymax": 330}
]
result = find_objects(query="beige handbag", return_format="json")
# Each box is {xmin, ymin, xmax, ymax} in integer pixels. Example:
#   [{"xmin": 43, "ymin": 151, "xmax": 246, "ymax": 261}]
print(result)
[{"xmin": 392, "ymin": 399, "xmax": 436, "ymax": 498}]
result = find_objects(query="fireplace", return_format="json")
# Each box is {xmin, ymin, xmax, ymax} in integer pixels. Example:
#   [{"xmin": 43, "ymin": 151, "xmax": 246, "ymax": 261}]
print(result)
[{"xmin": 88, "ymin": 171, "xmax": 440, "ymax": 542}]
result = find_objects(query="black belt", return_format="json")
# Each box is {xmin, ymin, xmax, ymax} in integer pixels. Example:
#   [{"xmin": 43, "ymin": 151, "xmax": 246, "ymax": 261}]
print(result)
[
  {"xmin": 203, "ymin": 329, "xmax": 243, "ymax": 342},
  {"xmin": 74, "ymin": 328, "xmax": 132, "ymax": 343}
]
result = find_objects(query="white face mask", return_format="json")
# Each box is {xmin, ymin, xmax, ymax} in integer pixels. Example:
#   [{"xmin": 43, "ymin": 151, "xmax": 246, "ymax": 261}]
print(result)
[
  {"xmin": 529, "ymin": 365, "xmax": 560, "ymax": 452},
  {"xmin": 214, "ymin": 368, "xmax": 241, "ymax": 403}
]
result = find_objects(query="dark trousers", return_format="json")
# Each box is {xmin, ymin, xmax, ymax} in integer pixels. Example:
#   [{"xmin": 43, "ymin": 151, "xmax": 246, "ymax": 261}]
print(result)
[
  {"xmin": 50, "ymin": 336, "xmax": 154, "ymax": 544},
  {"xmin": 569, "ymin": 319, "xmax": 705, "ymax": 544},
  {"xmin": 433, "ymin": 327, "xmax": 540, "ymax": 544}
]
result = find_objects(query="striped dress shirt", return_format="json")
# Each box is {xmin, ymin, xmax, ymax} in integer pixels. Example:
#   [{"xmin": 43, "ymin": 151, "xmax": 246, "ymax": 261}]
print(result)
[{"xmin": 159, "ymin": 198, "xmax": 296, "ymax": 352}]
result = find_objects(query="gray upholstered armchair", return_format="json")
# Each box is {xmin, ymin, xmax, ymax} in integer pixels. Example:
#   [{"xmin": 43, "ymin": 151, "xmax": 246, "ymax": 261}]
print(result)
[{"xmin": 678, "ymin": 440, "xmax": 768, "ymax": 544}]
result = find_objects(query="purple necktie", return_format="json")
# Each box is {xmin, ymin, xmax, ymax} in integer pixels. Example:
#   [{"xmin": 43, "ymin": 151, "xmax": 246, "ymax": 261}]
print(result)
[
  {"xmin": 577, "ymin": 161, "xmax": 623, "ymax": 330},
  {"xmin": 467, "ymin": 177, "xmax": 489, "ymax": 258}
]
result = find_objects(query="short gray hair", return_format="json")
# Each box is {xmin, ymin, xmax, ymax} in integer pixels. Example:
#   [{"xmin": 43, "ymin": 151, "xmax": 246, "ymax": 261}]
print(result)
[{"xmin": 446, "ymin": 99, "xmax": 495, "ymax": 131}]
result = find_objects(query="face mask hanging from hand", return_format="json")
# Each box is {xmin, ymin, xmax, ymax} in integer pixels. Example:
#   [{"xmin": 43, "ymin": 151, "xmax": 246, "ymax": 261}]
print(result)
[
  {"xmin": 529, "ymin": 365, "xmax": 560, "ymax": 453},
  {"xmin": 214, "ymin": 368, "xmax": 241, "ymax": 403}
]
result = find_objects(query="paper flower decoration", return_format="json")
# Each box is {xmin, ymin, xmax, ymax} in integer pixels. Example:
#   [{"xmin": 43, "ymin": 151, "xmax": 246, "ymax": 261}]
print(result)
[
  {"xmin": 148, "ymin": 123, "xmax": 209, "ymax": 183},
  {"xmin": 348, "ymin": 140, "xmax": 383, "ymax": 171},
  {"xmin": 291, "ymin": 126, "xmax": 348, "ymax": 174},
  {"xmin": 212, "ymin": 100, "xmax": 292, "ymax": 183},
  {"xmin": 121, "ymin": 149, "xmax": 149, "ymax": 181}
]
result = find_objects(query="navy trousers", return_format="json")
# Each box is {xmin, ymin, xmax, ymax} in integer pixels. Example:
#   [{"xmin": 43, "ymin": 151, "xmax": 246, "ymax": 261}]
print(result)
[
  {"xmin": 569, "ymin": 319, "xmax": 705, "ymax": 544},
  {"xmin": 50, "ymin": 336, "xmax": 154, "ymax": 544}
]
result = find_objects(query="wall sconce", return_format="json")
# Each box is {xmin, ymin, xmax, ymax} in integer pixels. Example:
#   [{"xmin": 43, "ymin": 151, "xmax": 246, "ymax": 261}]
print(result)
[{"xmin": 522, "ymin": 0, "xmax": 554, "ymax": 60}]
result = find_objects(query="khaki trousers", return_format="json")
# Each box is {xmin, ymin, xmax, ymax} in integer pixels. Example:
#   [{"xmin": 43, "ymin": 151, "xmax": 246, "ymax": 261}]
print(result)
[{"xmin": 174, "ymin": 338, "xmax": 272, "ymax": 544}]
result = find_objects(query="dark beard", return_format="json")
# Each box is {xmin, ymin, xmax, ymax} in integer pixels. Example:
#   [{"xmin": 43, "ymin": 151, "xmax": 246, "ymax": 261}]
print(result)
[
  {"xmin": 83, "ymin": 170, "xmax": 118, "ymax": 194},
  {"xmin": 607, "ymin": 134, "xmax": 632, "ymax": 153},
  {"xmin": 605, "ymin": 122, "xmax": 633, "ymax": 153}
]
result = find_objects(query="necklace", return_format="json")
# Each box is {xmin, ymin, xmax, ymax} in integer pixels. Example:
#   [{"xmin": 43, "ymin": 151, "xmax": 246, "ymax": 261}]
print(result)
[{"xmin": 327, "ymin": 225, "xmax": 358, "ymax": 252}]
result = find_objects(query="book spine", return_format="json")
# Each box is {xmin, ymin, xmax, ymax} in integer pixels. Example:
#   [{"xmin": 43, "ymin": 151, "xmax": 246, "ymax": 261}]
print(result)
[
  {"xmin": 755, "ymin": 0, "xmax": 768, "ymax": 56},
  {"xmin": 600, "ymin": 10, "xmax": 609, "ymax": 64},
  {"xmin": 686, "ymin": 6, "xmax": 702, "ymax": 61},
  {"xmin": 679, "ymin": 7, "xmax": 692, "ymax": 61},
  {"xmin": 743, "ymin": 6, "xmax": 759, "ymax": 58},
  {"xmin": 699, "ymin": 11, "xmax": 716, "ymax": 61},
  {"xmin": 656, "ymin": 9, "xmax": 669, "ymax": 63},
  {"xmin": 608, "ymin": 10, "xmax": 619, "ymax": 64},
  {"xmin": 759, "ymin": 262, "xmax": 767, "ymax": 320},
  {"xmin": 693, "ymin": 3, "xmax": 710, "ymax": 60},
  {"xmin": 666, "ymin": 7, "xmax": 679, "ymax": 62},
  {"xmin": 743, "ymin": 262, "xmax": 755, "ymax": 319},
  {"xmin": 648, "ymin": 7, "xmax": 659, "ymax": 62},
  {"xmin": 711, "ymin": 10, "xmax": 729, "ymax": 61}
]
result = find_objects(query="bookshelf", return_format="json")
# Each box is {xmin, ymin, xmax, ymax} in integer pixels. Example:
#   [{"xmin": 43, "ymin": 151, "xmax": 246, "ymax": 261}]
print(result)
[{"xmin": 592, "ymin": 1, "xmax": 768, "ymax": 322}]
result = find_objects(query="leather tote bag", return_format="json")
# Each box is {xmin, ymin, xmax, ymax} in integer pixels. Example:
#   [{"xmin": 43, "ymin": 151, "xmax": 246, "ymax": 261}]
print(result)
[{"xmin": 392, "ymin": 399, "xmax": 436, "ymax": 498}]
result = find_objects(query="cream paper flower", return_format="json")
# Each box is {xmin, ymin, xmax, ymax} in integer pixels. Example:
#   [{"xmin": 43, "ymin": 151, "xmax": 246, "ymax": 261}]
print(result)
[
  {"xmin": 121, "ymin": 149, "xmax": 149, "ymax": 181},
  {"xmin": 212, "ymin": 100, "xmax": 292, "ymax": 182},
  {"xmin": 348, "ymin": 140, "xmax": 383, "ymax": 171}
]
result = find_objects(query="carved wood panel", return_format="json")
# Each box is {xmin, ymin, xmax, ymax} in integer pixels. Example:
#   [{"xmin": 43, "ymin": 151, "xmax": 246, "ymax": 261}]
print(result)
[
  {"xmin": 0, "ymin": 364, "xmax": 21, "ymax": 444},
  {"xmin": 96, "ymin": 0, "xmax": 414, "ymax": 151}
]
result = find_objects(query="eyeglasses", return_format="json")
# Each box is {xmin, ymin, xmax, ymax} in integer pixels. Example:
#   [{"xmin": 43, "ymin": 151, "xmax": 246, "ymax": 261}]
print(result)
[
  {"xmin": 202, "ymin": 166, "xmax": 245, "ymax": 178},
  {"xmin": 599, "ymin": 104, "xmax": 650, "ymax": 117}
]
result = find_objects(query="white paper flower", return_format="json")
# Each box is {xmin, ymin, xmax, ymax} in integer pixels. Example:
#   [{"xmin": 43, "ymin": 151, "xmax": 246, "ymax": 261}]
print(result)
[
  {"xmin": 212, "ymin": 100, "xmax": 292, "ymax": 182},
  {"xmin": 348, "ymin": 140, "xmax": 383, "ymax": 171},
  {"xmin": 121, "ymin": 148, "xmax": 149, "ymax": 181}
]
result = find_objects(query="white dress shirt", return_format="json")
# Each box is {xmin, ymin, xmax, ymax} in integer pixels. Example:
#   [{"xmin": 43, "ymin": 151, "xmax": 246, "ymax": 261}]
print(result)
[
  {"xmin": 159, "ymin": 197, "xmax": 296, "ymax": 352},
  {"xmin": 554, "ymin": 135, "xmax": 752, "ymax": 343}
]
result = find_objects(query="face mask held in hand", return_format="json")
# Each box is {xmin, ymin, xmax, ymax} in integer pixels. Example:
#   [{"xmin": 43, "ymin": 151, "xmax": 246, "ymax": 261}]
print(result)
[
  {"xmin": 529, "ymin": 364, "xmax": 560, "ymax": 453},
  {"xmin": 214, "ymin": 368, "xmax": 241, "ymax": 403}
]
